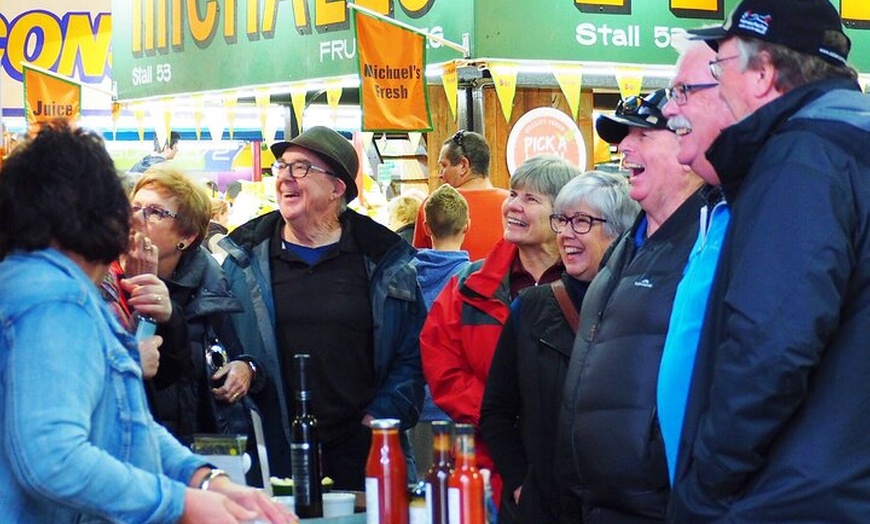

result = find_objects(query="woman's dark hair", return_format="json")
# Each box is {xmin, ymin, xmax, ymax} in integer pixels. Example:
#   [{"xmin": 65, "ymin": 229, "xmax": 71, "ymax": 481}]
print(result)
[{"xmin": 0, "ymin": 120, "xmax": 131, "ymax": 263}]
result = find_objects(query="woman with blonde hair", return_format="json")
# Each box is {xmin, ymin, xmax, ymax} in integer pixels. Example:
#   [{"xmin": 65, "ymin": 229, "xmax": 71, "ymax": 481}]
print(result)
[{"xmin": 130, "ymin": 167, "xmax": 263, "ymax": 459}]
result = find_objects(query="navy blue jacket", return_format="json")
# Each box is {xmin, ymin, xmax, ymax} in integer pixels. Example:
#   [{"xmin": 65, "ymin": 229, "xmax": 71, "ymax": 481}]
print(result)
[{"xmin": 671, "ymin": 79, "xmax": 870, "ymax": 522}]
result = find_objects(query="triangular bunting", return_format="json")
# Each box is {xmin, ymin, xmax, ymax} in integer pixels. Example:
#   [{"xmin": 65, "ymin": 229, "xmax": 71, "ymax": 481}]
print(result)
[
  {"xmin": 615, "ymin": 66, "xmax": 644, "ymax": 99},
  {"xmin": 441, "ymin": 61, "xmax": 459, "ymax": 122},
  {"xmin": 489, "ymin": 61, "xmax": 519, "ymax": 123},
  {"xmin": 289, "ymin": 84, "xmax": 308, "ymax": 130},
  {"xmin": 553, "ymin": 64, "xmax": 584, "ymax": 121}
]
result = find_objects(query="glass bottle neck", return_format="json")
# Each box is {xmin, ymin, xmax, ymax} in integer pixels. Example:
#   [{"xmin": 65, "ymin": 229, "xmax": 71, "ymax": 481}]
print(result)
[
  {"xmin": 373, "ymin": 428, "xmax": 400, "ymax": 441},
  {"xmin": 455, "ymin": 434, "xmax": 476, "ymax": 467},
  {"xmin": 296, "ymin": 390, "xmax": 311, "ymax": 416},
  {"xmin": 432, "ymin": 431, "xmax": 451, "ymax": 466}
]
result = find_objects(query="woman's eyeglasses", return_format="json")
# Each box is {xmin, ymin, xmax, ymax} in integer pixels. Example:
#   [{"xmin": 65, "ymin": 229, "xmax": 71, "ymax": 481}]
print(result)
[
  {"xmin": 549, "ymin": 212, "xmax": 607, "ymax": 235},
  {"xmin": 131, "ymin": 205, "xmax": 179, "ymax": 223}
]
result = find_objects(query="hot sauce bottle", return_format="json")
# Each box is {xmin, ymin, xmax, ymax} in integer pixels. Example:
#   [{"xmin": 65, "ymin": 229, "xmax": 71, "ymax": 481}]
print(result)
[
  {"xmin": 424, "ymin": 421, "xmax": 453, "ymax": 524},
  {"xmin": 447, "ymin": 424, "xmax": 485, "ymax": 524},
  {"xmin": 365, "ymin": 418, "xmax": 409, "ymax": 524}
]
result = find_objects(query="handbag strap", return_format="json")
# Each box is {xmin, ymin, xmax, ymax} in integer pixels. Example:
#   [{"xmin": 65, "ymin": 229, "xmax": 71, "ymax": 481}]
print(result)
[{"xmin": 551, "ymin": 279, "xmax": 579, "ymax": 334}]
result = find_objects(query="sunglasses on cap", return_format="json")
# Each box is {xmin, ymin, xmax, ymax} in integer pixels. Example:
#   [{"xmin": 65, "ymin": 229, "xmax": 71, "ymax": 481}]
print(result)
[
  {"xmin": 451, "ymin": 130, "xmax": 467, "ymax": 156},
  {"xmin": 613, "ymin": 89, "xmax": 669, "ymax": 130},
  {"xmin": 615, "ymin": 95, "xmax": 658, "ymax": 118}
]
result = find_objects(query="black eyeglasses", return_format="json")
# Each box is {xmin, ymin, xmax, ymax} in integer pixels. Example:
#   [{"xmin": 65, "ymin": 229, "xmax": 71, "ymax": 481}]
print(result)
[
  {"xmin": 709, "ymin": 55, "xmax": 740, "ymax": 81},
  {"xmin": 131, "ymin": 205, "xmax": 179, "ymax": 223},
  {"xmin": 271, "ymin": 160, "xmax": 332, "ymax": 179},
  {"xmin": 665, "ymin": 83, "xmax": 719, "ymax": 106},
  {"xmin": 549, "ymin": 212, "xmax": 607, "ymax": 235},
  {"xmin": 451, "ymin": 130, "xmax": 467, "ymax": 156}
]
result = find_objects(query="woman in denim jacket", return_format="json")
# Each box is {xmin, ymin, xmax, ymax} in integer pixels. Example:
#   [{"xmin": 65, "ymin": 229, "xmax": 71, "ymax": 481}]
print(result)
[{"xmin": 0, "ymin": 122, "xmax": 292, "ymax": 523}]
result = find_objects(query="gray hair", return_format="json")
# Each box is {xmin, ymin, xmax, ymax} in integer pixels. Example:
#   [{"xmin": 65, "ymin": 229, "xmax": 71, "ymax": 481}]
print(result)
[
  {"xmin": 553, "ymin": 170, "xmax": 639, "ymax": 239},
  {"xmin": 736, "ymin": 34, "xmax": 857, "ymax": 93},
  {"xmin": 510, "ymin": 155, "xmax": 581, "ymax": 204}
]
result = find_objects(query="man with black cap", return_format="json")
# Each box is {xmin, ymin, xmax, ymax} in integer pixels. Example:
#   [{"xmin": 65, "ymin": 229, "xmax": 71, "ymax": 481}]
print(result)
[
  {"xmin": 556, "ymin": 89, "xmax": 703, "ymax": 523},
  {"xmin": 670, "ymin": 1, "xmax": 870, "ymax": 521},
  {"xmin": 219, "ymin": 126, "xmax": 426, "ymax": 491}
]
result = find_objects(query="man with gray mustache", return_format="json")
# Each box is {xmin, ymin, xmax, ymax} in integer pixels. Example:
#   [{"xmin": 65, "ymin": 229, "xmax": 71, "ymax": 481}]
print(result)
[{"xmin": 656, "ymin": 40, "xmax": 736, "ymax": 494}]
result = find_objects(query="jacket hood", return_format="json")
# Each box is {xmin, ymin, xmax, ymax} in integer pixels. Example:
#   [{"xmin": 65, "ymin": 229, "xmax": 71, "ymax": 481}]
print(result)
[
  {"xmin": 708, "ymin": 78, "xmax": 866, "ymax": 201},
  {"xmin": 412, "ymin": 250, "xmax": 471, "ymax": 293}
]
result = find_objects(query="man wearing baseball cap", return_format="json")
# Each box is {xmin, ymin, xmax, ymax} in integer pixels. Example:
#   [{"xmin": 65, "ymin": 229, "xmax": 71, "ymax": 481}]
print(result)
[
  {"xmin": 555, "ymin": 90, "xmax": 704, "ymax": 522},
  {"xmin": 670, "ymin": 1, "xmax": 870, "ymax": 521},
  {"xmin": 219, "ymin": 126, "xmax": 427, "ymax": 490}
]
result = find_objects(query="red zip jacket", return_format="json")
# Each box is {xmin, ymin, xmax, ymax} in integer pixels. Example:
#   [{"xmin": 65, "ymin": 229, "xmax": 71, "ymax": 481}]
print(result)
[{"xmin": 421, "ymin": 239, "xmax": 519, "ymax": 508}]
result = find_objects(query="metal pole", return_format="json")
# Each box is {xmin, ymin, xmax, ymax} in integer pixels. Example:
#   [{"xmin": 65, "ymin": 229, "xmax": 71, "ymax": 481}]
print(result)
[{"xmin": 346, "ymin": 3, "xmax": 470, "ymax": 58}]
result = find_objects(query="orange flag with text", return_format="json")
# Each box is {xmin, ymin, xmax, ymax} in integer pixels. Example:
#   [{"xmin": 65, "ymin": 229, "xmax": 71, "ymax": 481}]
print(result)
[
  {"xmin": 23, "ymin": 66, "xmax": 81, "ymax": 129},
  {"xmin": 355, "ymin": 11, "xmax": 432, "ymax": 132}
]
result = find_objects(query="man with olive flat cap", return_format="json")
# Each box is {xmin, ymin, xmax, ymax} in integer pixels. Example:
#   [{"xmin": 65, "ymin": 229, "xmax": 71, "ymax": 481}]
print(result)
[
  {"xmin": 669, "ymin": 0, "xmax": 870, "ymax": 521},
  {"xmin": 220, "ymin": 126, "xmax": 427, "ymax": 490}
]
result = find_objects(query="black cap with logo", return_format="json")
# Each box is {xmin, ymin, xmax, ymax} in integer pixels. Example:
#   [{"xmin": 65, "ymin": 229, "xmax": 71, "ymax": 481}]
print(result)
[{"xmin": 687, "ymin": 0, "xmax": 850, "ymax": 66}]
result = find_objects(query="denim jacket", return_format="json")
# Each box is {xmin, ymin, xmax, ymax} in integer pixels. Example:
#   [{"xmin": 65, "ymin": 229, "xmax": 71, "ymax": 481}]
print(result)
[{"xmin": 0, "ymin": 249, "xmax": 208, "ymax": 523}]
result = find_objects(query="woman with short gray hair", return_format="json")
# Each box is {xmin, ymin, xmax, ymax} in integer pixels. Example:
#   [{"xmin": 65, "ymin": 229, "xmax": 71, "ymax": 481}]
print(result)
[
  {"xmin": 480, "ymin": 171, "xmax": 638, "ymax": 523},
  {"xmin": 421, "ymin": 155, "xmax": 581, "ymax": 517}
]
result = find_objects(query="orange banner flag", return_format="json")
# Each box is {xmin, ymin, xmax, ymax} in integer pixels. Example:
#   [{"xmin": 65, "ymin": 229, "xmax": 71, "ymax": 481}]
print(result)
[
  {"xmin": 23, "ymin": 66, "xmax": 81, "ymax": 129},
  {"xmin": 355, "ymin": 11, "xmax": 432, "ymax": 132}
]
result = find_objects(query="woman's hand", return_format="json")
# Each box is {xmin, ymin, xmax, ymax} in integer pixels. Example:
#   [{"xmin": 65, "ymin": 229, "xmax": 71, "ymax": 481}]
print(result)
[
  {"xmin": 181, "ymin": 488, "xmax": 258, "ymax": 524},
  {"xmin": 121, "ymin": 274, "xmax": 172, "ymax": 323},
  {"xmin": 137, "ymin": 335, "xmax": 162, "ymax": 379},
  {"xmin": 212, "ymin": 361, "xmax": 254, "ymax": 404},
  {"xmin": 184, "ymin": 470, "xmax": 297, "ymax": 524},
  {"xmin": 121, "ymin": 231, "xmax": 158, "ymax": 277},
  {"xmin": 210, "ymin": 477, "xmax": 298, "ymax": 524}
]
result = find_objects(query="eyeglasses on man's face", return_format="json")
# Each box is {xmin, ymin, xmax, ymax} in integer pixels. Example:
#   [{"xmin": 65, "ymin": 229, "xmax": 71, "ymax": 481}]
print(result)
[
  {"xmin": 709, "ymin": 55, "xmax": 740, "ymax": 81},
  {"xmin": 665, "ymin": 83, "xmax": 719, "ymax": 106},
  {"xmin": 271, "ymin": 160, "xmax": 332, "ymax": 179},
  {"xmin": 549, "ymin": 212, "xmax": 607, "ymax": 235},
  {"xmin": 131, "ymin": 205, "xmax": 179, "ymax": 223}
]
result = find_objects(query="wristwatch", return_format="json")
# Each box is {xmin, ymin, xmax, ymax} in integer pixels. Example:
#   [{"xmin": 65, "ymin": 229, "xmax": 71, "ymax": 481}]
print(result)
[{"xmin": 199, "ymin": 468, "xmax": 230, "ymax": 491}]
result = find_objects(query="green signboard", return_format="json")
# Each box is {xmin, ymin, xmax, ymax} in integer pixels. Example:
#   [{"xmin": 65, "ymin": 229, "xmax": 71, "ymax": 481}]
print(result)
[
  {"xmin": 474, "ymin": 0, "xmax": 869, "ymax": 71},
  {"xmin": 112, "ymin": 0, "xmax": 870, "ymax": 101},
  {"xmin": 112, "ymin": 0, "xmax": 472, "ymax": 100}
]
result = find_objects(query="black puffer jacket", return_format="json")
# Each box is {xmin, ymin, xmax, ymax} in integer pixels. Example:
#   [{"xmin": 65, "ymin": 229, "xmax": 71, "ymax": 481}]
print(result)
[
  {"xmin": 482, "ymin": 274, "xmax": 588, "ymax": 524},
  {"xmin": 151, "ymin": 247, "xmax": 262, "ymax": 445},
  {"xmin": 557, "ymin": 190, "xmax": 703, "ymax": 522}
]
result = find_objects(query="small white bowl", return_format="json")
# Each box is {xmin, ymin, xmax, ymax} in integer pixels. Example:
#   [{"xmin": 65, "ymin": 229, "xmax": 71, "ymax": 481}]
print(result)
[
  {"xmin": 275, "ymin": 495, "xmax": 294, "ymax": 512},
  {"xmin": 323, "ymin": 492, "xmax": 356, "ymax": 517}
]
